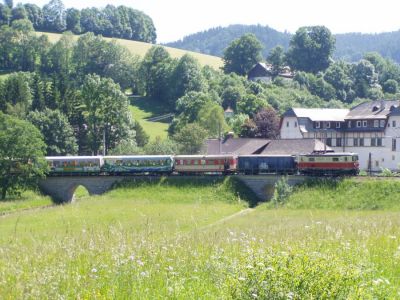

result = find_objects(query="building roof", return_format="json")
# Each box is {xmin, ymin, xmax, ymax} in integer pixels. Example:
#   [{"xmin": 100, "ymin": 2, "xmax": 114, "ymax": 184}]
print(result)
[
  {"xmin": 260, "ymin": 139, "xmax": 332, "ymax": 155},
  {"xmin": 289, "ymin": 108, "xmax": 350, "ymax": 122},
  {"xmin": 206, "ymin": 138, "xmax": 270, "ymax": 155},
  {"xmin": 346, "ymin": 100, "xmax": 400, "ymax": 119},
  {"xmin": 248, "ymin": 62, "xmax": 294, "ymax": 80},
  {"xmin": 206, "ymin": 138, "xmax": 331, "ymax": 156}
]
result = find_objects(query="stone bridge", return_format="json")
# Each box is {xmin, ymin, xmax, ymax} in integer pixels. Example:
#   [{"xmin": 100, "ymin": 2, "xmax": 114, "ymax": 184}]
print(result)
[{"xmin": 39, "ymin": 175, "xmax": 308, "ymax": 203}]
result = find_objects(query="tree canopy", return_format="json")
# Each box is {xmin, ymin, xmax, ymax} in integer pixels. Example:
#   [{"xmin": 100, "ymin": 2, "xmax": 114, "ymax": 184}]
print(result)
[
  {"xmin": 0, "ymin": 112, "xmax": 47, "ymax": 199},
  {"xmin": 286, "ymin": 26, "xmax": 335, "ymax": 73},
  {"xmin": 223, "ymin": 33, "xmax": 263, "ymax": 76}
]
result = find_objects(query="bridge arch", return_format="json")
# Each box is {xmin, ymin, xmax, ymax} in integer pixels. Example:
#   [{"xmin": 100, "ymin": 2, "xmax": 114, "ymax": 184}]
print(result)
[{"xmin": 39, "ymin": 176, "xmax": 125, "ymax": 203}]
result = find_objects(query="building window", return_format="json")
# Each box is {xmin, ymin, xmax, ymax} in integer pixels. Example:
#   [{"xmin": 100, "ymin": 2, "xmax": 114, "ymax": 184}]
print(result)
[
  {"xmin": 373, "ymin": 120, "xmax": 379, "ymax": 128},
  {"xmin": 326, "ymin": 122, "xmax": 330, "ymax": 128},
  {"xmin": 371, "ymin": 138, "xmax": 376, "ymax": 146},
  {"xmin": 336, "ymin": 122, "xmax": 341, "ymax": 128},
  {"xmin": 353, "ymin": 138, "xmax": 358, "ymax": 146},
  {"xmin": 392, "ymin": 138, "xmax": 397, "ymax": 151},
  {"xmin": 393, "ymin": 120, "xmax": 397, "ymax": 127},
  {"xmin": 336, "ymin": 138, "xmax": 342, "ymax": 147},
  {"xmin": 360, "ymin": 138, "xmax": 364, "ymax": 146},
  {"xmin": 356, "ymin": 121, "xmax": 362, "ymax": 127},
  {"xmin": 326, "ymin": 138, "xmax": 332, "ymax": 146},
  {"xmin": 348, "ymin": 121, "xmax": 352, "ymax": 128},
  {"xmin": 294, "ymin": 121, "xmax": 297, "ymax": 127},
  {"xmin": 393, "ymin": 155, "xmax": 396, "ymax": 161},
  {"xmin": 286, "ymin": 121, "xmax": 289, "ymax": 127},
  {"xmin": 377, "ymin": 138, "xmax": 382, "ymax": 146},
  {"xmin": 380, "ymin": 120, "xmax": 385, "ymax": 127},
  {"xmin": 375, "ymin": 160, "xmax": 379, "ymax": 167},
  {"xmin": 315, "ymin": 121, "xmax": 320, "ymax": 128},
  {"xmin": 362, "ymin": 120, "xmax": 367, "ymax": 127}
]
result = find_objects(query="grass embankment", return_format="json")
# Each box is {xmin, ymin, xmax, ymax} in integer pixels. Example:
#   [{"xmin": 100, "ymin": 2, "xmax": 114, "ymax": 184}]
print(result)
[
  {"xmin": 0, "ymin": 191, "xmax": 52, "ymax": 215},
  {"xmin": 278, "ymin": 177, "xmax": 400, "ymax": 210},
  {"xmin": 0, "ymin": 177, "xmax": 399, "ymax": 298},
  {"xmin": 38, "ymin": 32, "xmax": 223, "ymax": 69},
  {"xmin": 129, "ymin": 97, "xmax": 170, "ymax": 140}
]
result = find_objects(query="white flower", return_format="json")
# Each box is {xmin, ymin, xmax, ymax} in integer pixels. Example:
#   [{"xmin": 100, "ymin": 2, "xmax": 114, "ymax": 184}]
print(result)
[
  {"xmin": 238, "ymin": 277, "xmax": 246, "ymax": 281},
  {"xmin": 91, "ymin": 268, "xmax": 97, "ymax": 273}
]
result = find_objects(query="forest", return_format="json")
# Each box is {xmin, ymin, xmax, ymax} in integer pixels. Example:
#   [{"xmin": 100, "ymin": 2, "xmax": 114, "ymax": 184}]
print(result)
[
  {"xmin": 0, "ymin": 0, "xmax": 156, "ymax": 42},
  {"xmin": 166, "ymin": 24, "xmax": 400, "ymax": 64}
]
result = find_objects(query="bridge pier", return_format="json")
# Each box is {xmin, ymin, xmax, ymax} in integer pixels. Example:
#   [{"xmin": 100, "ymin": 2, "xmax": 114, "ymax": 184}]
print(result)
[
  {"xmin": 234, "ymin": 175, "xmax": 306, "ymax": 201},
  {"xmin": 39, "ymin": 176, "xmax": 126, "ymax": 203}
]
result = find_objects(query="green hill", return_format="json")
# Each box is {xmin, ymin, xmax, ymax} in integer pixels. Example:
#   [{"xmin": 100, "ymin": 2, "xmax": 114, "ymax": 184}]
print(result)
[{"xmin": 37, "ymin": 32, "xmax": 223, "ymax": 69}]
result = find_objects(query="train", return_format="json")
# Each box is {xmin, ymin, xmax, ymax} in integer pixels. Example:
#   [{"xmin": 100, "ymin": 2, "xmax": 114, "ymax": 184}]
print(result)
[{"xmin": 46, "ymin": 152, "xmax": 359, "ymax": 176}]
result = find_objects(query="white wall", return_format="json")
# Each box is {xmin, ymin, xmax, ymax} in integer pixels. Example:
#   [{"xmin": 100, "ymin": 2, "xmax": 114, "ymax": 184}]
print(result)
[{"xmin": 280, "ymin": 117, "xmax": 303, "ymax": 139}]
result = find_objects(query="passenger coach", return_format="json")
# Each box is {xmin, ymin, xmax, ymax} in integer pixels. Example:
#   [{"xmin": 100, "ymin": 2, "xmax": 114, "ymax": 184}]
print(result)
[{"xmin": 174, "ymin": 155, "xmax": 237, "ymax": 174}]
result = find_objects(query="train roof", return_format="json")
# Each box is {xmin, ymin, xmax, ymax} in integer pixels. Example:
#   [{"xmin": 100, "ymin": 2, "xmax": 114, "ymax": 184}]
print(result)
[
  {"xmin": 104, "ymin": 155, "xmax": 173, "ymax": 159},
  {"xmin": 46, "ymin": 156, "xmax": 103, "ymax": 160},
  {"xmin": 300, "ymin": 152, "xmax": 358, "ymax": 157},
  {"xmin": 174, "ymin": 154, "xmax": 236, "ymax": 158},
  {"xmin": 238, "ymin": 154, "xmax": 295, "ymax": 157}
]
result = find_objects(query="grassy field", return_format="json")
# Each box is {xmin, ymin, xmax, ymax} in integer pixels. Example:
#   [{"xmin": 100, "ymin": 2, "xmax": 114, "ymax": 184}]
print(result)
[
  {"xmin": 129, "ymin": 97, "xmax": 170, "ymax": 140},
  {"xmin": 0, "ymin": 177, "xmax": 399, "ymax": 298},
  {"xmin": 37, "ymin": 32, "xmax": 223, "ymax": 69}
]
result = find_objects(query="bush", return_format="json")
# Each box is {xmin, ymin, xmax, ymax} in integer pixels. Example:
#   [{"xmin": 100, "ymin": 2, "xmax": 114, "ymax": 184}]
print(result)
[{"xmin": 271, "ymin": 176, "xmax": 292, "ymax": 206}]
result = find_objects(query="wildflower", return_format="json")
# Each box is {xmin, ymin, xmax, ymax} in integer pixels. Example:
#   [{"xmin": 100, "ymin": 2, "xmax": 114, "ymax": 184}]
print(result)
[
  {"xmin": 238, "ymin": 277, "xmax": 246, "ymax": 281},
  {"xmin": 251, "ymin": 293, "xmax": 258, "ymax": 298},
  {"xmin": 287, "ymin": 291, "xmax": 295, "ymax": 299},
  {"xmin": 140, "ymin": 271, "xmax": 149, "ymax": 277},
  {"xmin": 91, "ymin": 268, "xmax": 97, "ymax": 273},
  {"xmin": 137, "ymin": 260, "xmax": 144, "ymax": 266}
]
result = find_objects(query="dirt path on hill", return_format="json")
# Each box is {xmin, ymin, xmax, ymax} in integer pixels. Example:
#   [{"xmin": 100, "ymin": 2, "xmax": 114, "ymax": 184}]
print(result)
[{"xmin": 199, "ymin": 208, "xmax": 255, "ymax": 231}]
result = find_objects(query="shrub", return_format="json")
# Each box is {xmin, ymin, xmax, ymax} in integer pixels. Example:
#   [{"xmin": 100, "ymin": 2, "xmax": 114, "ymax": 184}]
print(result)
[{"xmin": 271, "ymin": 176, "xmax": 292, "ymax": 206}]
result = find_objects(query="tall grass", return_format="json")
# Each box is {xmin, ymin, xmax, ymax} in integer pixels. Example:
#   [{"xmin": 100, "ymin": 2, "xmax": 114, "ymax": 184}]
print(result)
[
  {"xmin": 278, "ymin": 178, "xmax": 400, "ymax": 210},
  {"xmin": 0, "ymin": 178, "xmax": 399, "ymax": 298}
]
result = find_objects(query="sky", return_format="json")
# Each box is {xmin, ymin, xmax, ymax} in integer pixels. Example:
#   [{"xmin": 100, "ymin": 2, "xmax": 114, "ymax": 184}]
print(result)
[{"xmin": 19, "ymin": 0, "xmax": 400, "ymax": 43}]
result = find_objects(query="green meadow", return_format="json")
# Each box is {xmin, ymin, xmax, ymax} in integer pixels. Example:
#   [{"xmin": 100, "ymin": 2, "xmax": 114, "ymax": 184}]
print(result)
[
  {"xmin": 129, "ymin": 97, "xmax": 170, "ymax": 140},
  {"xmin": 0, "ymin": 177, "xmax": 399, "ymax": 298}
]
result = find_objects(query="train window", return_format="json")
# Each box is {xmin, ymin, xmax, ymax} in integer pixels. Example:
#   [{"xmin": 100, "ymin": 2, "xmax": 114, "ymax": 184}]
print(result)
[
  {"xmin": 344, "ymin": 157, "xmax": 348, "ymax": 162},
  {"xmin": 309, "ymin": 157, "xmax": 315, "ymax": 162},
  {"xmin": 201, "ymin": 160, "xmax": 206, "ymax": 165},
  {"xmin": 332, "ymin": 157, "xmax": 339, "ymax": 162}
]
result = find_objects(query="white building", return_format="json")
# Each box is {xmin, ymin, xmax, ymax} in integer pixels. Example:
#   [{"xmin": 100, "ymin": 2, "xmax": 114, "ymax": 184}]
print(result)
[{"xmin": 280, "ymin": 101, "xmax": 400, "ymax": 171}]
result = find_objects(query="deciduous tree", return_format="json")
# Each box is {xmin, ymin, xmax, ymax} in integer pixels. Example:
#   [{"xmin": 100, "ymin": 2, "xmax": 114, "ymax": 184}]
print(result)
[
  {"xmin": 0, "ymin": 112, "xmax": 47, "ymax": 199},
  {"xmin": 286, "ymin": 26, "xmax": 335, "ymax": 73},
  {"xmin": 223, "ymin": 33, "xmax": 263, "ymax": 76},
  {"xmin": 27, "ymin": 108, "xmax": 78, "ymax": 156}
]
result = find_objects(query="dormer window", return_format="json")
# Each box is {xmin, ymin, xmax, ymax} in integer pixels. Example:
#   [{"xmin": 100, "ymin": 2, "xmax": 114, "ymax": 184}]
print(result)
[
  {"xmin": 336, "ymin": 122, "xmax": 341, "ymax": 128},
  {"xmin": 315, "ymin": 121, "xmax": 320, "ymax": 128},
  {"xmin": 372, "ymin": 105, "xmax": 379, "ymax": 112},
  {"xmin": 362, "ymin": 120, "xmax": 367, "ymax": 127},
  {"xmin": 356, "ymin": 121, "xmax": 361, "ymax": 127}
]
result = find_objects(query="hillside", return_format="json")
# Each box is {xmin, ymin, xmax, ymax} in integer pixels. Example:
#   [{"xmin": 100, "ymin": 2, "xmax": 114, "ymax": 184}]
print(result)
[
  {"xmin": 166, "ymin": 24, "xmax": 400, "ymax": 64},
  {"xmin": 1, "ymin": 177, "xmax": 399, "ymax": 297},
  {"xmin": 38, "ymin": 32, "xmax": 223, "ymax": 69}
]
